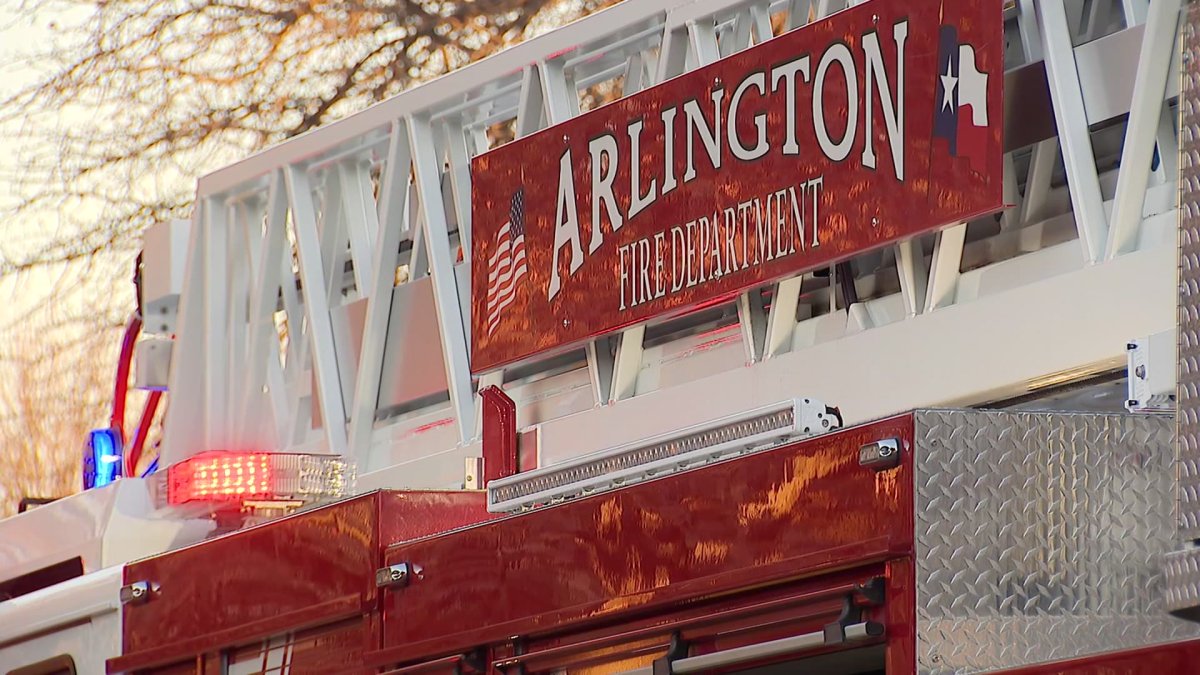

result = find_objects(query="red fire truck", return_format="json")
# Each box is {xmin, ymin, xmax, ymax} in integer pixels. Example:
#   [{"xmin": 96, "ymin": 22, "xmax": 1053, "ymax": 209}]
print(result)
[{"xmin": 5, "ymin": 0, "xmax": 1200, "ymax": 673}]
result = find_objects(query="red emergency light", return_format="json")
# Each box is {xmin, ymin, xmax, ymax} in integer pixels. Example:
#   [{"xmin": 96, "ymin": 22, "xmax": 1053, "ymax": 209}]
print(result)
[
  {"xmin": 165, "ymin": 451, "xmax": 352, "ymax": 508},
  {"xmin": 168, "ymin": 452, "xmax": 273, "ymax": 504}
]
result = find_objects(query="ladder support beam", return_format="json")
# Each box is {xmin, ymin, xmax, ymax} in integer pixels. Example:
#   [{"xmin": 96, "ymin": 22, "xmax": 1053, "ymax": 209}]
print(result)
[
  {"xmin": 738, "ymin": 290, "xmax": 769, "ymax": 363},
  {"xmin": 1106, "ymin": 0, "xmax": 1182, "ymax": 259},
  {"xmin": 284, "ymin": 165, "xmax": 350, "ymax": 456},
  {"xmin": 202, "ymin": 199, "xmax": 230, "ymax": 452},
  {"xmin": 764, "ymin": 276, "xmax": 803, "ymax": 359},
  {"xmin": 895, "ymin": 239, "xmax": 929, "ymax": 318},
  {"xmin": 587, "ymin": 338, "xmax": 616, "ymax": 405},
  {"xmin": 925, "ymin": 224, "xmax": 966, "ymax": 313},
  {"xmin": 516, "ymin": 66, "xmax": 545, "ymax": 138},
  {"xmin": 337, "ymin": 161, "xmax": 380, "ymax": 291},
  {"xmin": 409, "ymin": 114, "xmax": 477, "ymax": 444},
  {"xmin": 238, "ymin": 172, "xmax": 289, "ymax": 450},
  {"xmin": 349, "ymin": 121, "xmax": 413, "ymax": 465},
  {"xmin": 1038, "ymin": 0, "xmax": 1109, "ymax": 264},
  {"xmin": 225, "ymin": 199, "xmax": 250, "ymax": 442},
  {"xmin": 442, "ymin": 117, "xmax": 475, "ymax": 258},
  {"xmin": 611, "ymin": 325, "xmax": 647, "ymax": 402}
]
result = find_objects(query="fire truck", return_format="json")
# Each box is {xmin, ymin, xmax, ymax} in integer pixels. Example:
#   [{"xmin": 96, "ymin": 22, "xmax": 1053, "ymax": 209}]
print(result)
[{"xmin": 4, "ymin": 0, "xmax": 1200, "ymax": 672}]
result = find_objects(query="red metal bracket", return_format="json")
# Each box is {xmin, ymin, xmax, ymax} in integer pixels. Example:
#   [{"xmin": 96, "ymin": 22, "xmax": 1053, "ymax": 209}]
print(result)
[{"xmin": 480, "ymin": 385, "xmax": 517, "ymax": 486}]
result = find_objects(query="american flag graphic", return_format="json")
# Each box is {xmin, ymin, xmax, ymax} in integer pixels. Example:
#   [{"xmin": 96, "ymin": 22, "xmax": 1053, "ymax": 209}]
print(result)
[{"xmin": 485, "ymin": 188, "xmax": 528, "ymax": 335}]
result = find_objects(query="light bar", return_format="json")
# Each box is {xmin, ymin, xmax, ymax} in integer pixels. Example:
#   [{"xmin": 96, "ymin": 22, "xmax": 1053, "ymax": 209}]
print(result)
[
  {"xmin": 166, "ymin": 451, "xmax": 354, "ymax": 508},
  {"xmin": 487, "ymin": 398, "xmax": 841, "ymax": 513}
]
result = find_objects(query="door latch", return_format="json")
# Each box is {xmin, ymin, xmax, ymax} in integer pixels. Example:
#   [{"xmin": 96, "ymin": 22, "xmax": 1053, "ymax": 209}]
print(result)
[{"xmin": 376, "ymin": 562, "xmax": 411, "ymax": 589}]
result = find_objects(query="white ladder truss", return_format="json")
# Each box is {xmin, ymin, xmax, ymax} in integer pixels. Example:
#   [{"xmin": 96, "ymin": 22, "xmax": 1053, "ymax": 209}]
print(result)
[{"xmin": 161, "ymin": 0, "xmax": 1184, "ymax": 483}]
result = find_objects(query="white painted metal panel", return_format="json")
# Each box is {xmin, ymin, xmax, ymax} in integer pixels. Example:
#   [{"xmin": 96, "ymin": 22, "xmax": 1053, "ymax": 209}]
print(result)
[
  {"xmin": 0, "ymin": 480, "xmax": 212, "ymax": 584},
  {"xmin": 539, "ymin": 243, "xmax": 1174, "ymax": 466},
  {"xmin": 0, "ymin": 567, "xmax": 123, "ymax": 675}
]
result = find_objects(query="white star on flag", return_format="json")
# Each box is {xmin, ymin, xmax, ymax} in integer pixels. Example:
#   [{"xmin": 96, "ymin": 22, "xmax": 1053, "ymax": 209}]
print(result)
[{"xmin": 940, "ymin": 62, "xmax": 958, "ymax": 111}]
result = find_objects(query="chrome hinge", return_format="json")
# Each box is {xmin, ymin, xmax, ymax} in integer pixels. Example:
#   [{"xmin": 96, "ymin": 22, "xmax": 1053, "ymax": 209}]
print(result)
[
  {"xmin": 376, "ymin": 562, "xmax": 411, "ymax": 589},
  {"xmin": 119, "ymin": 580, "xmax": 156, "ymax": 605}
]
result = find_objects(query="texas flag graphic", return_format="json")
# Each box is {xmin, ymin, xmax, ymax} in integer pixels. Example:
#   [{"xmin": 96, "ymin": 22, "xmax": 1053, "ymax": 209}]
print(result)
[{"xmin": 933, "ymin": 25, "xmax": 990, "ymax": 173}]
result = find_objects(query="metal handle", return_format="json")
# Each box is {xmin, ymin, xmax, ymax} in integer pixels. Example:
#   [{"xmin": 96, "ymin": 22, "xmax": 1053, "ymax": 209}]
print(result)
[
  {"xmin": 376, "ymin": 563, "xmax": 411, "ymax": 589},
  {"xmin": 668, "ymin": 621, "xmax": 884, "ymax": 674},
  {"xmin": 119, "ymin": 580, "xmax": 156, "ymax": 605}
]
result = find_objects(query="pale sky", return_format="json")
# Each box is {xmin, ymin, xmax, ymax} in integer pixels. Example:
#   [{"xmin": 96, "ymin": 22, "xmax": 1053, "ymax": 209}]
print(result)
[{"xmin": 0, "ymin": 3, "xmax": 115, "ymax": 322}]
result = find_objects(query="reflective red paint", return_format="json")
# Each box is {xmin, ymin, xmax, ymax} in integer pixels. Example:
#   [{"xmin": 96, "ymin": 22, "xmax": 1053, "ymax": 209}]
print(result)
[
  {"xmin": 377, "ymin": 490, "xmax": 502, "ymax": 546},
  {"xmin": 470, "ymin": 0, "xmax": 1005, "ymax": 372},
  {"xmin": 885, "ymin": 556, "xmax": 916, "ymax": 673},
  {"xmin": 373, "ymin": 414, "xmax": 916, "ymax": 666},
  {"xmin": 493, "ymin": 577, "xmax": 872, "ymax": 672},
  {"xmin": 480, "ymin": 385, "xmax": 518, "ymax": 485},
  {"xmin": 110, "ymin": 490, "xmax": 494, "ymax": 674},
  {"xmin": 493, "ymin": 567, "xmax": 890, "ymax": 674}
]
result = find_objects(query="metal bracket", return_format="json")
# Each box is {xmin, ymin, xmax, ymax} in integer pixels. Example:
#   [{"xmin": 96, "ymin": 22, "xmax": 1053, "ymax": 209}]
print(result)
[
  {"xmin": 652, "ymin": 632, "xmax": 690, "ymax": 675},
  {"xmin": 823, "ymin": 595, "xmax": 863, "ymax": 645},
  {"xmin": 465, "ymin": 456, "xmax": 485, "ymax": 490},
  {"xmin": 824, "ymin": 577, "xmax": 885, "ymax": 644},
  {"xmin": 856, "ymin": 576, "xmax": 886, "ymax": 606},
  {"xmin": 460, "ymin": 647, "xmax": 489, "ymax": 674},
  {"xmin": 119, "ymin": 580, "xmax": 156, "ymax": 605},
  {"xmin": 1126, "ymin": 332, "xmax": 1176, "ymax": 412},
  {"xmin": 376, "ymin": 562, "xmax": 411, "ymax": 589},
  {"xmin": 834, "ymin": 261, "xmax": 859, "ymax": 309},
  {"xmin": 503, "ymin": 638, "xmax": 527, "ymax": 675},
  {"xmin": 795, "ymin": 399, "xmax": 843, "ymax": 436}
]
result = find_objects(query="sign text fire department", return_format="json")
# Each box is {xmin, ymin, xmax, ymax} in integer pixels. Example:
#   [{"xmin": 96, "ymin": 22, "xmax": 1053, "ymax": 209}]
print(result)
[
  {"xmin": 616, "ymin": 175, "xmax": 824, "ymax": 310},
  {"xmin": 548, "ymin": 21, "xmax": 907, "ymax": 303}
]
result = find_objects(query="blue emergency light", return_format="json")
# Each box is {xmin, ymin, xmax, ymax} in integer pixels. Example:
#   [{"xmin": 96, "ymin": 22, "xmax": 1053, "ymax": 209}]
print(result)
[{"xmin": 83, "ymin": 428, "xmax": 124, "ymax": 490}]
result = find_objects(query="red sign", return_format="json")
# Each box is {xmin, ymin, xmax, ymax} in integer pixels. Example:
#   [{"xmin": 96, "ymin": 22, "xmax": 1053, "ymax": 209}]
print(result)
[{"xmin": 472, "ymin": 0, "xmax": 1004, "ymax": 373}]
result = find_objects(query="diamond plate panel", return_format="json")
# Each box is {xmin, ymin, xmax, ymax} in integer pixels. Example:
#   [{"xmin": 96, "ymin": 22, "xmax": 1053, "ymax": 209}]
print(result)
[
  {"xmin": 1165, "ymin": 548, "xmax": 1200, "ymax": 612},
  {"xmin": 1180, "ymin": 1, "xmax": 1200, "ymax": 542},
  {"xmin": 914, "ymin": 410, "xmax": 1200, "ymax": 674}
]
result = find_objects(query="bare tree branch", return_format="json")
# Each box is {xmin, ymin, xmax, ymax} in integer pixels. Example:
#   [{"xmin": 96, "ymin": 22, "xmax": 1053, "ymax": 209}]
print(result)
[
  {"xmin": 1, "ymin": 0, "xmax": 620, "ymax": 274},
  {"xmin": 0, "ymin": 0, "xmax": 622, "ymax": 515}
]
